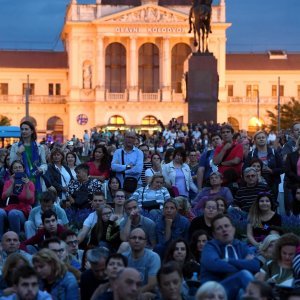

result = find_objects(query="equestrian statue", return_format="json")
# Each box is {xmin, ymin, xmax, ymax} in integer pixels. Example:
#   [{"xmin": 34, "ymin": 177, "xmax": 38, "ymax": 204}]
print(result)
[{"xmin": 188, "ymin": 0, "xmax": 213, "ymax": 53}]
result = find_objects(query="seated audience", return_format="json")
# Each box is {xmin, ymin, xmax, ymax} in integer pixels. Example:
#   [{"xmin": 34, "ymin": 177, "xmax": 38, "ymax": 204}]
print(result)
[
  {"xmin": 257, "ymin": 234, "xmax": 280, "ymax": 265},
  {"xmin": 189, "ymin": 230, "xmax": 209, "ymax": 263},
  {"xmin": 0, "ymin": 160, "xmax": 35, "ymax": 238},
  {"xmin": 243, "ymin": 280, "xmax": 274, "ymax": 300}
]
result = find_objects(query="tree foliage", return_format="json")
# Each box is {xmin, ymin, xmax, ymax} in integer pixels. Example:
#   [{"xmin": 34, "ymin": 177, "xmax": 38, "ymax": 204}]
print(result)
[
  {"xmin": 0, "ymin": 115, "xmax": 11, "ymax": 126},
  {"xmin": 266, "ymin": 98, "xmax": 300, "ymax": 131}
]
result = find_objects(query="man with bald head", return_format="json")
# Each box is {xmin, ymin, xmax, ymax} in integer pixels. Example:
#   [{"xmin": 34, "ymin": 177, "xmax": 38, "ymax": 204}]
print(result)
[
  {"xmin": 1, "ymin": 231, "xmax": 32, "ymax": 273},
  {"xmin": 111, "ymin": 131, "xmax": 143, "ymax": 192},
  {"xmin": 121, "ymin": 228, "xmax": 160, "ymax": 294}
]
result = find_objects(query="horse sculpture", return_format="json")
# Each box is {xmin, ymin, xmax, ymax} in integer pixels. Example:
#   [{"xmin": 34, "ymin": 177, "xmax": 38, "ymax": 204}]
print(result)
[{"xmin": 188, "ymin": 0, "xmax": 213, "ymax": 53}]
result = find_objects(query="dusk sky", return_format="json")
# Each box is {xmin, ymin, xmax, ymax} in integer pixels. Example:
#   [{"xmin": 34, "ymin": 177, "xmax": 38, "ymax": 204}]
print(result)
[{"xmin": 0, "ymin": 0, "xmax": 299, "ymax": 52}]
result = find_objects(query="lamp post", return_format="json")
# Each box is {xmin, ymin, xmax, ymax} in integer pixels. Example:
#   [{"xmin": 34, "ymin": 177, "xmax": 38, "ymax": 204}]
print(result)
[
  {"xmin": 25, "ymin": 74, "xmax": 29, "ymax": 119},
  {"xmin": 257, "ymin": 89, "xmax": 260, "ymax": 130},
  {"xmin": 277, "ymin": 76, "xmax": 281, "ymax": 133}
]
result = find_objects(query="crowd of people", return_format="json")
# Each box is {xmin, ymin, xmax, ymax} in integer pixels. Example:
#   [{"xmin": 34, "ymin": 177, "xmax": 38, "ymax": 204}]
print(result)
[{"xmin": 1, "ymin": 119, "xmax": 300, "ymax": 299}]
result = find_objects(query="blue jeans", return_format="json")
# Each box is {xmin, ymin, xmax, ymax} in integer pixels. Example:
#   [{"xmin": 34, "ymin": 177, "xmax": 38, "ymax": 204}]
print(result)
[
  {"xmin": 0, "ymin": 208, "xmax": 26, "ymax": 238},
  {"xmin": 221, "ymin": 270, "xmax": 254, "ymax": 300}
]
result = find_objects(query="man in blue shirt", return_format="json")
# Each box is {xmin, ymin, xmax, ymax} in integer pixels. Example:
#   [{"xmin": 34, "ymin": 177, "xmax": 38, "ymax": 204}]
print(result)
[
  {"xmin": 111, "ymin": 131, "xmax": 143, "ymax": 190},
  {"xmin": 201, "ymin": 214, "xmax": 260, "ymax": 299}
]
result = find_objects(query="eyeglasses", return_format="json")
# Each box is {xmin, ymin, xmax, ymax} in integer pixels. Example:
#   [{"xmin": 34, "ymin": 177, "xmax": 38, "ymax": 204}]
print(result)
[
  {"xmin": 129, "ymin": 236, "xmax": 146, "ymax": 241},
  {"xmin": 51, "ymin": 248, "xmax": 64, "ymax": 254},
  {"xmin": 66, "ymin": 240, "xmax": 78, "ymax": 246}
]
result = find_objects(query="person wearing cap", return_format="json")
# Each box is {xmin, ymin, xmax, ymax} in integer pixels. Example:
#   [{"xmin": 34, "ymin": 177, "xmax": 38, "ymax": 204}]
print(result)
[
  {"xmin": 154, "ymin": 198, "xmax": 190, "ymax": 258},
  {"xmin": 213, "ymin": 124, "xmax": 243, "ymax": 178},
  {"xmin": 192, "ymin": 171, "xmax": 233, "ymax": 214}
]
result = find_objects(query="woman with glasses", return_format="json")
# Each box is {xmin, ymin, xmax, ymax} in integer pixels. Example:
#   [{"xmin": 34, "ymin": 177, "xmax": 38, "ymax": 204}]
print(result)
[
  {"xmin": 0, "ymin": 160, "xmax": 35, "ymax": 238},
  {"xmin": 88, "ymin": 205, "xmax": 121, "ymax": 251},
  {"xmin": 247, "ymin": 192, "xmax": 281, "ymax": 248}
]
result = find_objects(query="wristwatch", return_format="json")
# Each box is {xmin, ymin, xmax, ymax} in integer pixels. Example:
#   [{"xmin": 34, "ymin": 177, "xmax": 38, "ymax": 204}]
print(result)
[{"xmin": 126, "ymin": 165, "xmax": 131, "ymax": 170}]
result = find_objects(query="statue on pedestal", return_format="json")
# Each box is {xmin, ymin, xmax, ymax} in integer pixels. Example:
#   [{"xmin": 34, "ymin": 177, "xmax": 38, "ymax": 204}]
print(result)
[{"xmin": 188, "ymin": 0, "xmax": 213, "ymax": 53}]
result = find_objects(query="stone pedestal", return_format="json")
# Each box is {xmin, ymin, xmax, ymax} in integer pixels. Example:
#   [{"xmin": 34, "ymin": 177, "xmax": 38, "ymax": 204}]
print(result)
[{"xmin": 187, "ymin": 53, "xmax": 219, "ymax": 123}]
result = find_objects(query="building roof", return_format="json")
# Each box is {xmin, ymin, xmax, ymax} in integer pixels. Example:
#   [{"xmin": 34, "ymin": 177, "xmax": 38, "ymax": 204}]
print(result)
[
  {"xmin": 0, "ymin": 51, "xmax": 68, "ymax": 69},
  {"xmin": 226, "ymin": 53, "xmax": 300, "ymax": 71},
  {"xmin": 101, "ymin": 0, "xmax": 191, "ymax": 5}
]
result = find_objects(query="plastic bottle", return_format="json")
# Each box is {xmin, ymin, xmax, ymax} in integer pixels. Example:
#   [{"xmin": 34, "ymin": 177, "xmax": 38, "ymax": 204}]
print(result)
[{"xmin": 191, "ymin": 272, "xmax": 198, "ymax": 281}]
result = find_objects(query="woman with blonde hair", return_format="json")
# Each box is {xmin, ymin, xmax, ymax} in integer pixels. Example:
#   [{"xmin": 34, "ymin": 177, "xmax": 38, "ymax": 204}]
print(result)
[
  {"xmin": 257, "ymin": 234, "xmax": 280, "ymax": 265},
  {"xmin": 32, "ymin": 248, "xmax": 79, "ymax": 299},
  {"xmin": 195, "ymin": 281, "xmax": 227, "ymax": 300}
]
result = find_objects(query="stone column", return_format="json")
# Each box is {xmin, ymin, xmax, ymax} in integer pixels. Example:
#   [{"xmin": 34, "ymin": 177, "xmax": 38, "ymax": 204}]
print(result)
[
  {"xmin": 128, "ymin": 37, "xmax": 138, "ymax": 101},
  {"xmin": 161, "ymin": 37, "xmax": 171, "ymax": 101},
  {"xmin": 96, "ymin": 34, "xmax": 105, "ymax": 101},
  {"xmin": 69, "ymin": 35, "xmax": 80, "ymax": 100}
]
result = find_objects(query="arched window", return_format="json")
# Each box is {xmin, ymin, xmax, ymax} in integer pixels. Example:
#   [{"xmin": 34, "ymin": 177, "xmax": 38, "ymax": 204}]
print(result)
[
  {"xmin": 138, "ymin": 43, "xmax": 159, "ymax": 93},
  {"xmin": 141, "ymin": 115, "xmax": 158, "ymax": 126},
  {"xmin": 171, "ymin": 43, "xmax": 191, "ymax": 93},
  {"xmin": 105, "ymin": 43, "xmax": 126, "ymax": 92},
  {"xmin": 47, "ymin": 116, "xmax": 64, "ymax": 143},
  {"xmin": 227, "ymin": 117, "xmax": 239, "ymax": 132},
  {"xmin": 109, "ymin": 115, "xmax": 125, "ymax": 125}
]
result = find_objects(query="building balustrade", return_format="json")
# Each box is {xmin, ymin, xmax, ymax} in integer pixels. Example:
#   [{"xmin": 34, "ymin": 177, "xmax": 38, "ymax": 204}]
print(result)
[
  {"xmin": 227, "ymin": 96, "xmax": 292, "ymax": 105},
  {"xmin": 0, "ymin": 95, "xmax": 66, "ymax": 104},
  {"xmin": 105, "ymin": 90, "xmax": 128, "ymax": 101}
]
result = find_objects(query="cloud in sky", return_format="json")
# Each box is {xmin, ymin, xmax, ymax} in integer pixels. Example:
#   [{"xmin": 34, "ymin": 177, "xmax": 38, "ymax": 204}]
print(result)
[{"xmin": 0, "ymin": 0, "xmax": 299, "ymax": 52}]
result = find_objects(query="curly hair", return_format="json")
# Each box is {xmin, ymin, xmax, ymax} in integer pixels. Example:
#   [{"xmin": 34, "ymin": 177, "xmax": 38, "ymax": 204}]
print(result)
[
  {"xmin": 272, "ymin": 233, "xmax": 299, "ymax": 263},
  {"xmin": 163, "ymin": 238, "xmax": 193, "ymax": 265}
]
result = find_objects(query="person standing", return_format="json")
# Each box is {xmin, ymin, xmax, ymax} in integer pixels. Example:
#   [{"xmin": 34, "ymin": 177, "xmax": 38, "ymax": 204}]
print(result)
[{"xmin": 83, "ymin": 129, "xmax": 90, "ymax": 156}]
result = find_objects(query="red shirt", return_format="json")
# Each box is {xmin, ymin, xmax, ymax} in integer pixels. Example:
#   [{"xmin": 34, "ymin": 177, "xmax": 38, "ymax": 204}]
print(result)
[
  {"xmin": 214, "ymin": 142, "xmax": 243, "ymax": 177},
  {"xmin": 86, "ymin": 161, "xmax": 110, "ymax": 179}
]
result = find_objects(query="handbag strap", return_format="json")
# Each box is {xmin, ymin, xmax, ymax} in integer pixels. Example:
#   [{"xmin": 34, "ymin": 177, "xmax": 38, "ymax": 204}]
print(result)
[
  {"xmin": 220, "ymin": 145, "xmax": 235, "ymax": 164},
  {"xmin": 121, "ymin": 150, "xmax": 125, "ymax": 179},
  {"xmin": 141, "ymin": 186, "xmax": 146, "ymax": 205}
]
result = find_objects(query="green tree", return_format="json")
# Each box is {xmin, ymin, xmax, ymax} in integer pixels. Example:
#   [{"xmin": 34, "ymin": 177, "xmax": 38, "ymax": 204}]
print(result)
[
  {"xmin": 0, "ymin": 115, "xmax": 11, "ymax": 126},
  {"xmin": 266, "ymin": 98, "xmax": 300, "ymax": 131}
]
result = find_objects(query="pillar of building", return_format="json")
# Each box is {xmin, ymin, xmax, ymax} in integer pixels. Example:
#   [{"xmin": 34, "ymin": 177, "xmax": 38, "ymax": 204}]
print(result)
[
  {"xmin": 161, "ymin": 37, "xmax": 171, "ymax": 102},
  {"xmin": 69, "ymin": 35, "xmax": 80, "ymax": 100},
  {"xmin": 128, "ymin": 37, "xmax": 139, "ymax": 101},
  {"xmin": 96, "ymin": 34, "xmax": 105, "ymax": 101}
]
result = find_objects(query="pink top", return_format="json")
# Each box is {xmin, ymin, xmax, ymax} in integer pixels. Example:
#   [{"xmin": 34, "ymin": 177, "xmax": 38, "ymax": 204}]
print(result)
[
  {"xmin": 86, "ymin": 161, "xmax": 110, "ymax": 180},
  {"xmin": 1, "ymin": 178, "xmax": 35, "ymax": 218}
]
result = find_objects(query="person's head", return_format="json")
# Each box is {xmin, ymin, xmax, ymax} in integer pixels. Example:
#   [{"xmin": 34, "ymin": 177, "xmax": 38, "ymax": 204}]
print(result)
[
  {"xmin": 124, "ymin": 131, "xmax": 136, "ymax": 150},
  {"xmin": 2, "ymin": 231, "xmax": 20, "ymax": 254},
  {"xmin": 2, "ymin": 253, "xmax": 30, "ymax": 286},
  {"xmin": 157, "ymin": 262, "xmax": 183, "ymax": 300},
  {"xmin": 86, "ymin": 247, "xmax": 110, "ymax": 280},
  {"xmin": 12, "ymin": 266, "xmax": 40, "ymax": 300},
  {"xmin": 173, "ymin": 147, "xmax": 187, "ymax": 164},
  {"xmin": 41, "ymin": 210, "xmax": 58, "ymax": 234},
  {"xmin": 129, "ymin": 228, "xmax": 147, "ymax": 253},
  {"xmin": 32, "ymin": 248, "xmax": 67, "ymax": 283},
  {"xmin": 150, "ymin": 153, "xmax": 161, "ymax": 166},
  {"xmin": 174, "ymin": 196, "xmax": 191, "ymax": 214},
  {"xmin": 215, "ymin": 197, "xmax": 227, "ymax": 214},
  {"xmin": 113, "ymin": 189, "xmax": 126, "ymax": 206},
  {"xmin": 258, "ymin": 234, "xmax": 280, "ymax": 260},
  {"xmin": 190, "ymin": 230, "xmax": 208, "ymax": 256},
  {"xmin": 10, "ymin": 160, "xmax": 25, "ymax": 175},
  {"xmin": 220, "ymin": 124, "xmax": 234, "ymax": 143},
  {"xmin": 212, "ymin": 214, "xmax": 235, "ymax": 245},
  {"xmin": 50, "ymin": 148, "xmax": 65, "ymax": 165},
  {"xmin": 112, "ymin": 268, "xmax": 142, "ymax": 300},
  {"xmin": 253, "ymin": 131, "xmax": 267, "ymax": 148},
  {"xmin": 243, "ymin": 167, "xmax": 258, "ymax": 187},
  {"xmin": 92, "ymin": 145, "xmax": 109, "ymax": 162},
  {"xmin": 105, "ymin": 253, "xmax": 128, "ymax": 280},
  {"xmin": 97, "ymin": 204, "xmax": 114, "ymax": 223},
  {"xmin": 164, "ymin": 148, "xmax": 175, "ymax": 164},
  {"xmin": 40, "ymin": 191, "xmax": 56, "ymax": 212},
  {"xmin": 0, "ymin": 148, "xmax": 7, "ymax": 164},
  {"xmin": 60, "ymin": 230, "xmax": 79, "ymax": 256},
  {"xmin": 209, "ymin": 171, "xmax": 223, "ymax": 187},
  {"xmin": 124, "ymin": 199, "xmax": 139, "ymax": 217},
  {"xmin": 43, "ymin": 237, "xmax": 65, "ymax": 261},
  {"xmin": 189, "ymin": 151, "xmax": 198, "ymax": 164},
  {"xmin": 163, "ymin": 199, "xmax": 178, "ymax": 220},
  {"xmin": 164, "ymin": 238, "xmax": 191, "ymax": 265},
  {"xmin": 66, "ymin": 151, "xmax": 77, "ymax": 166},
  {"xmin": 292, "ymin": 122, "xmax": 300, "ymax": 140},
  {"xmin": 244, "ymin": 280, "xmax": 274, "ymax": 300},
  {"xmin": 74, "ymin": 163, "xmax": 89, "ymax": 182},
  {"xmin": 149, "ymin": 174, "xmax": 165, "ymax": 190},
  {"xmin": 211, "ymin": 133, "xmax": 222, "ymax": 148},
  {"xmin": 91, "ymin": 192, "xmax": 106, "ymax": 210},
  {"xmin": 20, "ymin": 120, "xmax": 37, "ymax": 142},
  {"xmin": 196, "ymin": 281, "xmax": 227, "ymax": 300},
  {"xmin": 138, "ymin": 144, "xmax": 150, "ymax": 160},
  {"xmin": 250, "ymin": 158, "xmax": 263, "ymax": 175},
  {"xmin": 203, "ymin": 199, "xmax": 218, "ymax": 220},
  {"xmin": 109, "ymin": 176, "xmax": 121, "ymax": 192},
  {"xmin": 273, "ymin": 233, "xmax": 299, "ymax": 266}
]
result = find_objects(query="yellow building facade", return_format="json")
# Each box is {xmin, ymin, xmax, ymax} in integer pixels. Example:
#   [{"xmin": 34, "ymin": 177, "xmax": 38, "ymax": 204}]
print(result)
[{"xmin": 0, "ymin": 0, "xmax": 299, "ymax": 140}]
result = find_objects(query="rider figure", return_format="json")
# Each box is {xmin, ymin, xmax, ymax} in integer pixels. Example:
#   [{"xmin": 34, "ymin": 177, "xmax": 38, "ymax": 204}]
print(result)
[{"xmin": 188, "ymin": 0, "xmax": 212, "ymax": 34}]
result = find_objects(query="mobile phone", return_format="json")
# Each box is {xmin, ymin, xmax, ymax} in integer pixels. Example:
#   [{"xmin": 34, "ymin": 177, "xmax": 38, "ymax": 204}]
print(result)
[{"xmin": 14, "ymin": 172, "xmax": 26, "ymax": 184}]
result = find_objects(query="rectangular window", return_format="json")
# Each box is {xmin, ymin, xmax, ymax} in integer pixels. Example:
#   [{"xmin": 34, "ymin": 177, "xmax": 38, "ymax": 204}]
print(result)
[
  {"xmin": 298, "ymin": 85, "xmax": 300, "ymax": 99},
  {"xmin": 23, "ymin": 83, "xmax": 34, "ymax": 95},
  {"xmin": 49, "ymin": 83, "xmax": 61, "ymax": 95},
  {"xmin": 272, "ymin": 84, "xmax": 284, "ymax": 97},
  {"xmin": 55, "ymin": 83, "xmax": 61, "ymax": 95},
  {"xmin": 253, "ymin": 85, "xmax": 259, "ymax": 98},
  {"xmin": 0, "ymin": 83, "xmax": 8, "ymax": 95},
  {"xmin": 227, "ymin": 84, "xmax": 233, "ymax": 97},
  {"xmin": 246, "ymin": 85, "xmax": 252, "ymax": 97},
  {"xmin": 48, "ymin": 84, "xmax": 54, "ymax": 96}
]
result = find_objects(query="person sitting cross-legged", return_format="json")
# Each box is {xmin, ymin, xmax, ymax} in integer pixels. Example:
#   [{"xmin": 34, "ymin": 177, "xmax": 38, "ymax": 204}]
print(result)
[{"xmin": 201, "ymin": 214, "xmax": 260, "ymax": 299}]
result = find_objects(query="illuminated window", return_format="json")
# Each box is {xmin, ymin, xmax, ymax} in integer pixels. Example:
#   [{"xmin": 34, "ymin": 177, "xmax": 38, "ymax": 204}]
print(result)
[
  {"xmin": 22, "ymin": 83, "xmax": 35, "ymax": 95},
  {"xmin": 246, "ymin": 85, "xmax": 259, "ymax": 97},
  {"xmin": 49, "ymin": 83, "xmax": 61, "ymax": 96},
  {"xmin": 109, "ymin": 115, "xmax": 125, "ymax": 125},
  {"xmin": 272, "ymin": 85, "xmax": 284, "ymax": 97},
  {"xmin": 227, "ymin": 84, "xmax": 233, "ymax": 97},
  {"xmin": 141, "ymin": 115, "xmax": 158, "ymax": 125},
  {"xmin": 0, "ymin": 83, "xmax": 8, "ymax": 95}
]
